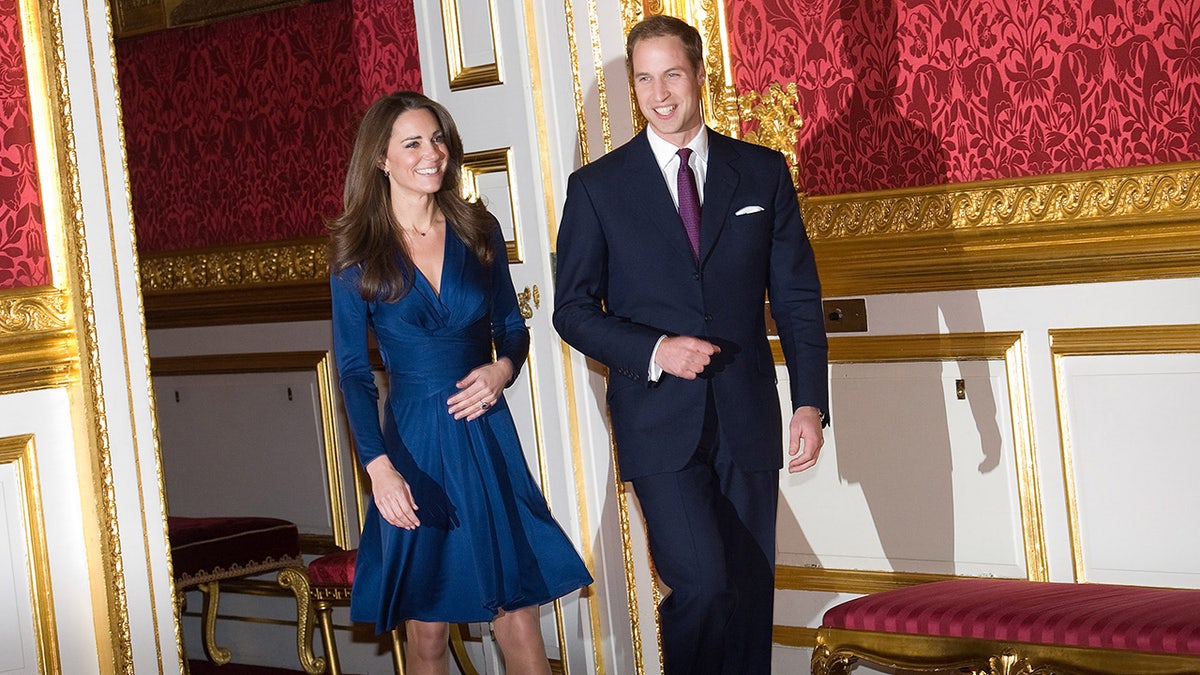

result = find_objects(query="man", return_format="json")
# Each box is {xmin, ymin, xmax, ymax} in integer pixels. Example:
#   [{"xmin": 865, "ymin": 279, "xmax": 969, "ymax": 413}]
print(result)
[{"xmin": 553, "ymin": 14, "xmax": 829, "ymax": 675}]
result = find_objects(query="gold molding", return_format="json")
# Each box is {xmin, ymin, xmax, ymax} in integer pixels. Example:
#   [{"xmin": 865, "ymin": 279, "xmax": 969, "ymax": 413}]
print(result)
[
  {"xmin": 0, "ymin": 287, "xmax": 78, "ymax": 394},
  {"xmin": 139, "ymin": 238, "xmax": 328, "ymax": 292},
  {"xmin": 771, "ymin": 625, "xmax": 818, "ymax": 649},
  {"xmin": 462, "ymin": 147, "xmax": 523, "ymax": 263},
  {"xmin": 563, "ymin": 0, "xmax": 590, "ymax": 165},
  {"xmin": 1049, "ymin": 324, "xmax": 1200, "ymax": 583},
  {"xmin": 150, "ymin": 351, "xmax": 352, "ymax": 550},
  {"xmin": 558, "ymin": 341, "xmax": 607, "ymax": 675},
  {"xmin": 738, "ymin": 81, "xmax": 801, "ymax": 184},
  {"xmin": 587, "ymin": 0, "xmax": 613, "ymax": 154},
  {"xmin": 139, "ymin": 238, "xmax": 330, "ymax": 328},
  {"xmin": 773, "ymin": 332, "xmax": 1048, "ymax": 582},
  {"xmin": 22, "ymin": 0, "xmax": 134, "ymax": 666},
  {"xmin": 0, "ymin": 434, "xmax": 61, "ymax": 674},
  {"xmin": 776, "ymin": 566, "xmax": 962, "ymax": 596},
  {"xmin": 441, "ymin": 0, "xmax": 503, "ymax": 90},
  {"xmin": 805, "ymin": 161, "xmax": 1200, "ymax": 297}
]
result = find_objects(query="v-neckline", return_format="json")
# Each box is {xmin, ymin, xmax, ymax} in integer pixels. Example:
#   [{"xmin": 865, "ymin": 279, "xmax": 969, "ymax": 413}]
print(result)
[{"xmin": 412, "ymin": 231, "xmax": 450, "ymax": 300}]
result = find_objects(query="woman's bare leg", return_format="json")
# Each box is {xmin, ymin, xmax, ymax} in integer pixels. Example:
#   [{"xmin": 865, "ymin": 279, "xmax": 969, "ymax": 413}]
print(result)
[
  {"xmin": 492, "ymin": 606, "xmax": 551, "ymax": 675},
  {"xmin": 404, "ymin": 620, "xmax": 450, "ymax": 675}
]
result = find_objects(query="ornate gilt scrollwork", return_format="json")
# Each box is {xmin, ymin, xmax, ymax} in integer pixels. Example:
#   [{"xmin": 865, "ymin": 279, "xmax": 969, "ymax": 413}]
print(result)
[
  {"xmin": 277, "ymin": 567, "xmax": 324, "ymax": 675},
  {"xmin": 516, "ymin": 285, "xmax": 540, "ymax": 320},
  {"xmin": 804, "ymin": 162, "xmax": 1200, "ymax": 240},
  {"xmin": 139, "ymin": 239, "xmax": 328, "ymax": 292},
  {"xmin": 0, "ymin": 291, "xmax": 70, "ymax": 333},
  {"xmin": 738, "ymin": 81, "xmax": 802, "ymax": 184}
]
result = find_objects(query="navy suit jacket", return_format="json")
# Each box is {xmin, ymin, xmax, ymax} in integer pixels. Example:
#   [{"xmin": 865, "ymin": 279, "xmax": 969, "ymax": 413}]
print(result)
[{"xmin": 553, "ymin": 128, "xmax": 828, "ymax": 480}]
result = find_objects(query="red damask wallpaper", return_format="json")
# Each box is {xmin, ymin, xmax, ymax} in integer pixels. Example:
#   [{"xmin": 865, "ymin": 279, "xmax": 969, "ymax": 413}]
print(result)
[
  {"xmin": 728, "ymin": 0, "xmax": 1200, "ymax": 196},
  {"xmin": 117, "ymin": 0, "xmax": 421, "ymax": 252},
  {"xmin": 0, "ymin": 0, "xmax": 50, "ymax": 289}
]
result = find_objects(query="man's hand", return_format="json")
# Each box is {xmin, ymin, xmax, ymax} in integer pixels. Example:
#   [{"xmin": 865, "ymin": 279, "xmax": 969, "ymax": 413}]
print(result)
[
  {"xmin": 655, "ymin": 336, "xmax": 721, "ymax": 380},
  {"xmin": 787, "ymin": 406, "xmax": 824, "ymax": 473}
]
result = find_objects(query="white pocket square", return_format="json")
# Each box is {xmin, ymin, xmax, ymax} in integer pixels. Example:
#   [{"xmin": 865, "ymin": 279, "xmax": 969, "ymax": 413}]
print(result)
[{"xmin": 735, "ymin": 205, "xmax": 765, "ymax": 216}]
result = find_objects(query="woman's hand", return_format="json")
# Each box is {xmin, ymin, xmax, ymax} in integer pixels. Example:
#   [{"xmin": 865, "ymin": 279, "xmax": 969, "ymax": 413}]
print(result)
[
  {"xmin": 365, "ymin": 456, "xmax": 420, "ymax": 529},
  {"xmin": 448, "ymin": 357, "xmax": 514, "ymax": 421}
]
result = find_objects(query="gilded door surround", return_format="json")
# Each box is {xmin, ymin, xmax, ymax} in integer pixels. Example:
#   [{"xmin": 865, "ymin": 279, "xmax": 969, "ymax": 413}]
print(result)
[
  {"xmin": 0, "ymin": 434, "xmax": 60, "ymax": 673},
  {"xmin": 5, "ymin": 0, "xmax": 162, "ymax": 670}
]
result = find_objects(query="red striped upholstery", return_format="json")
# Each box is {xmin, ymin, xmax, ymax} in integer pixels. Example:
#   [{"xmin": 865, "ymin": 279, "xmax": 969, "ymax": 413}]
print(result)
[
  {"xmin": 822, "ymin": 579, "xmax": 1200, "ymax": 656},
  {"xmin": 308, "ymin": 549, "xmax": 357, "ymax": 588}
]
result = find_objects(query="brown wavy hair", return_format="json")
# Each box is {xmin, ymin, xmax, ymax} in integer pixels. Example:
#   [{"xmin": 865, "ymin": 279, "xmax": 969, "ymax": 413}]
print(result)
[
  {"xmin": 328, "ymin": 91, "xmax": 494, "ymax": 301},
  {"xmin": 625, "ymin": 14, "xmax": 704, "ymax": 74}
]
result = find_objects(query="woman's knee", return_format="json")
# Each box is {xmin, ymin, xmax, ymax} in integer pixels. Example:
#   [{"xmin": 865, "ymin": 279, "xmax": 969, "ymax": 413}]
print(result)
[{"xmin": 405, "ymin": 621, "xmax": 450, "ymax": 660}]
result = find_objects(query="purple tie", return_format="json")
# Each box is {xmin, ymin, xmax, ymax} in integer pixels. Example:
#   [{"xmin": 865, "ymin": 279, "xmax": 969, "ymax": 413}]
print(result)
[{"xmin": 676, "ymin": 147, "xmax": 701, "ymax": 260}]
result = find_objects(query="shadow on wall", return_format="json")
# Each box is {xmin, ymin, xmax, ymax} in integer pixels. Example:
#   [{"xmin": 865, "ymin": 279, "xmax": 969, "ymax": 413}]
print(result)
[{"xmin": 806, "ymin": 0, "xmax": 1001, "ymax": 575}]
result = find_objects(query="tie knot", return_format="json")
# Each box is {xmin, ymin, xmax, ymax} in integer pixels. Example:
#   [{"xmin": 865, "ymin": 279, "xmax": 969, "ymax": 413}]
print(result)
[{"xmin": 677, "ymin": 147, "xmax": 693, "ymax": 165}]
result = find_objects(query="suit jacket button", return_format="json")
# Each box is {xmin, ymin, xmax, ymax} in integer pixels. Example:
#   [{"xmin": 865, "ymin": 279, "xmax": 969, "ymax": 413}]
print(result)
[{"xmin": 704, "ymin": 313, "xmax": 713, "ymax": 321}]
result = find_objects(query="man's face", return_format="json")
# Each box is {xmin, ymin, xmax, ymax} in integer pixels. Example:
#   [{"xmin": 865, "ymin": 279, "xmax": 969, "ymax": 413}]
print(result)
[{"xmin": 630, "ymin": 35, "xmax": 706, "ymax": 147}]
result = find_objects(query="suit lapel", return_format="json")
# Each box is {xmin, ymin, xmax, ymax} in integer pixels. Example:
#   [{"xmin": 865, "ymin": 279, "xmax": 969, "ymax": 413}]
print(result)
[
  {"xmin": 699, "ymin": 131, "xmax": 738, "ymax": 267},
  {"xmin": 622, "ymin": 130, "xmax": 696, "ymax": 264}
]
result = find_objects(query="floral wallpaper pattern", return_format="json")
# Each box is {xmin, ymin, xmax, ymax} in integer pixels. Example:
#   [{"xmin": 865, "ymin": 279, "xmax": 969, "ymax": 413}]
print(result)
[
  {"xmin": 117, "ymin": 0, "xmax": 421, "ymax": 252},
  {"xmin": 728, "ymin": 0, "xmax": 1200, "ymax": 196},
  {"xmin": 0, "ymin": 0, "xmax": 49, "ymax": 289}
]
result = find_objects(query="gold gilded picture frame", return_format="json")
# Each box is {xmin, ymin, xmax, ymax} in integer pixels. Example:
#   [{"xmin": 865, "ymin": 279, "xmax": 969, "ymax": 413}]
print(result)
[
  {"xmin": 441, "ymin": 0, "xmax": 503, "ymax": 90},
  {"xmin": 150, "ymin": 351, "xmax": 353, "ymax": 552},
  {"xmin": 462, "ymin": 147, "xmax": 523, "ymax": 263}
]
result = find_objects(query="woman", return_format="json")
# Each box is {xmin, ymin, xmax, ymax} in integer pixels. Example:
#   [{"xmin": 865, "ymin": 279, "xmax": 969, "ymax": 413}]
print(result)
[{"xmin": 329, "ymin": 91, "xmax": 591, "ymax": 675}]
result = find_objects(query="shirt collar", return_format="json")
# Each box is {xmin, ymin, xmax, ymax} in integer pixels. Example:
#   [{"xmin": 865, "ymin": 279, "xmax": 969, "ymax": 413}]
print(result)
[{"xmin": 647, "ymin": 125, "xmax": 709, "ymax": 171}]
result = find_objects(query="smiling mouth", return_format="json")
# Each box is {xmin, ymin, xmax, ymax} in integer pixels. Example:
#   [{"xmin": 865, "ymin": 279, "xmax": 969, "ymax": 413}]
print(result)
[
  {"xmin": 416, "ymin": 168, "xmax": 440, "ymax": 175},
  {"xmin": 653, "ymin": 105, "xmax": 677, "ymax": 116}
]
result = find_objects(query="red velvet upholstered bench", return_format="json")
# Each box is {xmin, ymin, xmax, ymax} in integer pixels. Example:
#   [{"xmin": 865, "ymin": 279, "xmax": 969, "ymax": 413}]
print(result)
[
  {"xmin": 812, "ymin": 578, "xmax": 1200, "ymax": 675},
  {"xmin": 168, "ymin": 516, "xmax": 322, "ymax": 674},
  {"xmin": 307, "ymin": 548, "xmax": 478, "ymax": 675}
]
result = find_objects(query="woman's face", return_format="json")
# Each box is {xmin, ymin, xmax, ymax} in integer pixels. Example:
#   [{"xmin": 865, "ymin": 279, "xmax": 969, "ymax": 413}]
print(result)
[{"xmin": 379, "ymin": 108, "xmax": 449, "ymax": 200}]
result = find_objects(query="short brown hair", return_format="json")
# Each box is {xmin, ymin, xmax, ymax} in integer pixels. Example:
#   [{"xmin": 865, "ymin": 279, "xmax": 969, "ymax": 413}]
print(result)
[{"xmin": 626, "ymin": 14, "xmax": 703, "ymax": 74}]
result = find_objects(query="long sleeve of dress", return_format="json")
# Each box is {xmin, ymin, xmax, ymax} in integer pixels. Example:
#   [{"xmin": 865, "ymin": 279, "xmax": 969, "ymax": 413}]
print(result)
[
  {"xmin": 486, "ymin": 225, "xmax": 530, "ymax": 382},
  {"xmin": 331, "ymin": 266, "xmax": 388, "ymax": 468}
]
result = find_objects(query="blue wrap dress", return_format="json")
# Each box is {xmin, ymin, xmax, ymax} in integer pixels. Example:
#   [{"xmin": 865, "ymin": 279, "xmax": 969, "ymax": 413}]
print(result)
[{"xmin": 331, "ymin": 225, "xmax": 591, "ymax": 632}]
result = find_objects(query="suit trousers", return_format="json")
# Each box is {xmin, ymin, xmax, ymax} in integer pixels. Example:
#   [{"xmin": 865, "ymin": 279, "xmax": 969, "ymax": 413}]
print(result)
[{"xmin": 630, "ymin": 389, "xmax": 779, "ymax": 674}]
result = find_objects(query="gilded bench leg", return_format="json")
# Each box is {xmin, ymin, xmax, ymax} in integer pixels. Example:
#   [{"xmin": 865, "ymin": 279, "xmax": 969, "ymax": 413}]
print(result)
[
  {"xmin": 197, "ymin": 581, "xmax": 231, "ymax": 665},
  {"xmin": 389, "ymin": 628, "xmax": 406, "ymax": 675},
  {"xmin": 314, "ymin": 598, "xmax": 342, "ymax": 675},
  {"xmin": 449, "ymin": 624, "xmax": 478, "ymax": 675},
  {"xmin": 278, "ymin": 566, "xmax": 325, "ymax": 675},
  {"xmin": 811, "ymin": 640, "xmax": 856, "ymax": 675}
]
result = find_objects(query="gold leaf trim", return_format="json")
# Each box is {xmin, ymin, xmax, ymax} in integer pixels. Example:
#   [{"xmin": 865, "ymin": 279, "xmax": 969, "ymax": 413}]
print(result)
[
  {"xmin": 804, "ymin": 161, "xmax": 1200, "ymax": 239},
  {"xmin": 140, "ymin": 238, "xmax": 328, "ymax": 292},
  {"xmin": 738, "ymin": 81, "xmax": 801, "ymax": 183},
  {"xmin": 0, "ymin": 288, "xmax": 71, "ymax": 334}
]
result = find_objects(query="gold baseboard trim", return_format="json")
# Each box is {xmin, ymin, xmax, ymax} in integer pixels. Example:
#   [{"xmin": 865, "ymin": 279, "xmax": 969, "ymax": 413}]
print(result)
[
  {"xmin": 776, "ymin": 566, "xmax": 961, "ymax": 595},
  {"xmin": 772, "ymin": 625, "xmax": 819, "ymax": 649}
]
